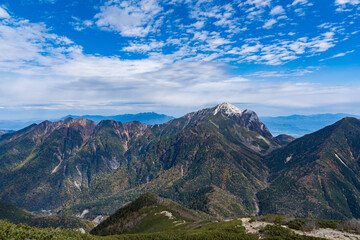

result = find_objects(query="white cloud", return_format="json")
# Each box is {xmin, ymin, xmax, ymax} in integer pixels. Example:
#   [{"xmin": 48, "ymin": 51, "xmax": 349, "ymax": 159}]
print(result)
[
  {"xmin": 251, "ymin": 69, "xmax": 314, "ymax": 78},
  {"xmin": 39, "ymin": 0, "xmax": 57, "ymax": 3},
  {"xmin": 70, "ymin": 17, "xmax": 93, "ymax": 31},
  {"xmin": 243, "ymin": 0, "xmax": 272, "ymax": 8},
  {"xmin": 263, "ymin": 19, "xmax": 277, "ymax": 29},
  {"xmin": 270, "ymin": 6, "xmax": 285, "ymax": 15},
  {"xmin": 0, "ymin": 7, "xmax": 10, "ymax": 19},
  {"xmin": 0, "ymin": 19, "xmax": 79, "ymax": 73},
  {"xmin": 321, "ymin": 50, "xmax": 355, "ymax": 61},
  {"xmin": 123, "ymin": 41, "xmax": 164, "ymax": 53},
  {"xmin": 331, "ymin": 50, "xmax": 354, "ymax": 58},
  {"xmin": 230, "ymin": 32, "xmax": 336, "ymax": 65},
  {"xmin": 95, "ymin": 0, "xmax": 162, "ymax": 37},
  {"xmin": 335, "ymin": 0, "xmax": 360, "ymax": 5},
  {"xmin": 291, "ymin": 0, "xmax": 308, "ymax": 6}
]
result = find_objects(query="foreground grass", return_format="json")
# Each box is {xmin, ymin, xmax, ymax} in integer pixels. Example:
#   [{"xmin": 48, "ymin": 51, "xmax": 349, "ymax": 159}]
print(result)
[
  {"xmin": 0, "ymin": 217, "xmax": 336, "ymax": 240},
  {"xmin": 1, "ymin": 219, "xmax": 258, "ymax": 240}
]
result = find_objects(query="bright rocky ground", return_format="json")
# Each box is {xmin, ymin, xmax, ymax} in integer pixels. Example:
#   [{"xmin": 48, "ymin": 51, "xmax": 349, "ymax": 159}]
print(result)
[{"xmin": 1, "ymin": 103, "xmax": 360, "ymax": 234}]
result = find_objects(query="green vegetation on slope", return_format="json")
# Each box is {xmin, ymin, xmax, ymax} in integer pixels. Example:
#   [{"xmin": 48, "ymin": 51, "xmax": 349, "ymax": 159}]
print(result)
[
  {"xmin": 63, "ymin": 114, "xmax": 272, "ymax": 220},
  {"xmin": 0, "ymin": 201, "xmax": 95, "ymax": 231},
  {"xmin": 90, "ymin": 193, "xmax": 210, "ymax": 236},
  {"xmin": 0, "ymin": 217, "xmax": 332, "ymax": 240},
  {"xmin": 0, "ymin": 219, "xmax": 259, "ymax": 240},
  {"xmin": 0, "ymin": 220, "xmax": 94, "ymax": 240},
  {"xmin": 258, "ymin": 117, "xmax": 360, "ymax": 219}
]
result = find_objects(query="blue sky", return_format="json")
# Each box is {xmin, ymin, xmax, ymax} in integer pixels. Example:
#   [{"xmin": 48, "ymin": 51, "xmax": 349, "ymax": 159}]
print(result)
[{"xmin": 0, "ymin": 0, "xmax": 359, "ymax": 120}]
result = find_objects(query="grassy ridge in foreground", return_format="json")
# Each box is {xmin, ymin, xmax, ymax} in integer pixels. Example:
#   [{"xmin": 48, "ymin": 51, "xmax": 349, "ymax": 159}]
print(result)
[
  {"xmin": 0, "ymin": 218, "xmax": 328, "ymax": 240},
  {"xmin": 0, "ymin": 219, "xmax": 258, "ymax": 240},
  {"xmin": 90, "ymin": 193, "xmax": 211, "ymax": 236}
]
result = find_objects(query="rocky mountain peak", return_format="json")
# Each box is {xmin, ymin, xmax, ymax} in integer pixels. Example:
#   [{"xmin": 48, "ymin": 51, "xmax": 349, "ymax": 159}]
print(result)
[
  {"xmin": 213, "ymin": 102, "xmax": 243, "ymax": 116},
  {"xmin": 169, "ymin": 103, "xmax": 273, "ymax": 140},
  {"xmin": 211, "ymin": 103, "xmax": 272, "ymax": 139}
]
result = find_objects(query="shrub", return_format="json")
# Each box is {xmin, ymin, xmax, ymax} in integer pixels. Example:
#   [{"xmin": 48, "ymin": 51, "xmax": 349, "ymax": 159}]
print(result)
[
  {"xmin": 260, "ymin": 214, "xmax": 292, "ymax": 225},
  {"xmin": 286, "ymin": 219, "xmax": 307, "ymax": 230},
  {"xmin": 317, "ymin": 219, "xmax": 341, "ymax": 229}
]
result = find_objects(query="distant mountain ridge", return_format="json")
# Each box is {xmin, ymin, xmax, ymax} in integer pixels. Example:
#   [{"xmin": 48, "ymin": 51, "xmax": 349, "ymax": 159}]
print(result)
[
  {"xmin": 0, "ymin": 112, "xmax": 174, "ymax": 131},
  {"xmin": 262, "ymin": 113, "xmax": 360, "ymax": 137},
  {"xmin": 0, "ymin": 121, "xmax": 38, "ymax": 131},
  {"xmin": 0, "ymin": 130, "xmax": 14, "ymax": 136},
  {"xmin": 2, "ymin": 112, "xmax": 358, "ymax": 138},
  {"xmin": 62, "ymin": 112, "xmax": 174, "ymax": 125}
]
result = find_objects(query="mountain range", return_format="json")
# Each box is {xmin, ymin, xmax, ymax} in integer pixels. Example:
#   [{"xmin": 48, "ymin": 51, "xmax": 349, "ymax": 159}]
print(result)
[
  {"xmin": 62, "ymin": 112, "xmax": 174, "ymax": 125},
  {"xmin": 0, "ymin": 102, "xmax": 359, "ymax": 225},
  {"xmin": 0, "ymin": 112, "xmax": 174, "ymax": 131},
  {"xmin": 1, "ymin": 112, "xmax": 357, "ymax": 139},
  {"xmin": 262, "ymin": 113, "xmax": 360, "ymax": 137}
]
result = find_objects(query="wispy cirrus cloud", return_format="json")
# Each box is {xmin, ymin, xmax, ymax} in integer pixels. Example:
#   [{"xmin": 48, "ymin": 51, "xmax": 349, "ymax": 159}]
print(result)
[
  {"xmin": 335, "ymin": 0, "xmax": 360, "ymax": 5},
  {"xmin": 290, "ymin": 0, "xmax": 308, "ymax": 6},
  {"xmin": 250, "ymin": 68, "xmax": 315, "ymax": 78},
  {"xmin": 320, "ymin": 50, "xmax": 355, "ymax": 61}
]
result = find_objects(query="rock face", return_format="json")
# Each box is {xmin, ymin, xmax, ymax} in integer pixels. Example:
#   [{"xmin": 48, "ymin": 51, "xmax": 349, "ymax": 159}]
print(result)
[{"xmin": 258, "ymin": 117, "xmax": 360, "ymax": 219}]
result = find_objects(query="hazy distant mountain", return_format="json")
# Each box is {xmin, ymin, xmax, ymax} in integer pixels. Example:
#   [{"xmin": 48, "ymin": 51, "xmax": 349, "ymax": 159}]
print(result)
[
  {"xmin": 0, "ymin": 113, "xmax": 173, "ymax": 131},
  {"xmin": 62, "ymin": 112, "xmax": 174, "ymax": 125},
  {"xmin": 261, "ymin": 113, "xmax": 360, "ymax": 137},
  {"xmin": 0, "ymin": 121, "xmax": 39, "ymax": 131},
  {"xmin": 0, "ymin": 130, "xmax": 14, "ymax": 136}
]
